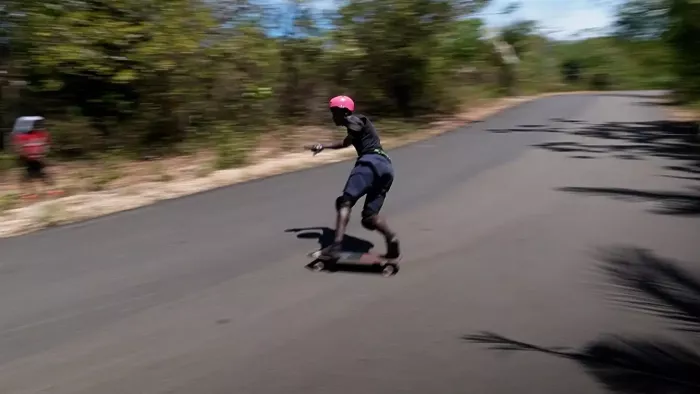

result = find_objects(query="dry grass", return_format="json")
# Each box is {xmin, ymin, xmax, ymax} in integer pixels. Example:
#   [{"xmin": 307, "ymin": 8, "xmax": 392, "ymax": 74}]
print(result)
[
  {"xmin": 666, "ymin": 99, "xmax": 699, "ymax": 143},
  {"xmin": 670, "ymin": 105, "xmax": 700, "ymax": 123}
]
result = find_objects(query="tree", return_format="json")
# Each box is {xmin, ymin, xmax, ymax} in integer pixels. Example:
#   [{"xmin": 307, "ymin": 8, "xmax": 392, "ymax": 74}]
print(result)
[
  {"xmin": 614, "ymin": 0, "xmax": 669, "ymax": 40},
  {"xmin": 613, "ymin": 0, "xmax": 700, "ymax": 99},
  {"xmin": 332, "ymin": 0, "xmax": 491, "ymax": 116}
]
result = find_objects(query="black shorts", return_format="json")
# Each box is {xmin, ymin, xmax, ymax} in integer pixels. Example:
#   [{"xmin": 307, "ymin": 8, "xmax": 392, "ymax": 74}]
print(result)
[
  {"xmin": 341, "ymin": 154, "xmax": 394, "ymax": 217},
  {"xmin": 17, "ymin": 156, "xmax": 46, "ymax": 180}
]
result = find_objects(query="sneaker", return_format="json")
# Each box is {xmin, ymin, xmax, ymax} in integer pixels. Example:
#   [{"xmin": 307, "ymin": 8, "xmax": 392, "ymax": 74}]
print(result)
[
  {"xmin": 385, "ymin": 237, "xmax": 401, "ymax": 259},
  {"xmin": 319, "ymin": 242, "xmax": 342, "ymax": 259}
]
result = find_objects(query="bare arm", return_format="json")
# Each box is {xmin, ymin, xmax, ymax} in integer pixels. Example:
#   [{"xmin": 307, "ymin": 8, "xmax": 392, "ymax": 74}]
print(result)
[{"xmin": 305, "ymin": 135, "xmax": 352, "ymax": 153}]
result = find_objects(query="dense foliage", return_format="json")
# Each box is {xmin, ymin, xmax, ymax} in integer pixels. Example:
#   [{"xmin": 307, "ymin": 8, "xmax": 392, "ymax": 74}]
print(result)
[{"xmin": 0, "ymin": 0, "xmax": 696, "ymax": 158}]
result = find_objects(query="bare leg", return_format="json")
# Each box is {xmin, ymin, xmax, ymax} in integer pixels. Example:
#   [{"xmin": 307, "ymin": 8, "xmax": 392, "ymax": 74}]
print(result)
[
  {"xmin": 372, "ymin": 215, "xmax": 396, "ymax": 241},
  {"xmin": 18, "ymin": 164, "xmax": 37, "ymax": 199},
  {"xmin": 41, "ymin": 169, "xmax": 54, "ymax": 187},
  {"xmin": 362, "ymin": 181, "xmax": 399, "ymax": 258},
  {"xmin": 40, "ymin": 165, "xmax": 63, "ymax": 196},
  {"xmin": 324, "ymin": 163, "xmax": 369, "ymax": 257},
  {"xmin": 333, "ymin": 204, "xmax": 351, "ymax": 245},
  {"xmin": 320, "ymin": 200, "xmax": 353, "ymax": 258},
  {"xmin": 363, "ymin": 215, "xmax": 400, "ymax": 259}
]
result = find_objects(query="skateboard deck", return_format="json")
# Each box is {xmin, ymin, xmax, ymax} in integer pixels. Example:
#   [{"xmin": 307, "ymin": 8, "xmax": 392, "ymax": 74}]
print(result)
[{"xmin": 307, "ymin": 250, "xmax": 400, "ymax": 277}]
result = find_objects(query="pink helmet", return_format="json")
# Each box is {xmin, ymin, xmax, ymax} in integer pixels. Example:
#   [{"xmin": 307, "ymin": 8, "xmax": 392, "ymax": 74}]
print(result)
[{"xmin": 329, "ymin": 95, "xmax": 355, "ymax": 112}]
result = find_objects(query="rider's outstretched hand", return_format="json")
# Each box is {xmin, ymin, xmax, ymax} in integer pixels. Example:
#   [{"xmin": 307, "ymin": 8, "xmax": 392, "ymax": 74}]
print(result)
[{"xmin": 305, "ymin": 143, "xmax": 324, "ymax": 155}]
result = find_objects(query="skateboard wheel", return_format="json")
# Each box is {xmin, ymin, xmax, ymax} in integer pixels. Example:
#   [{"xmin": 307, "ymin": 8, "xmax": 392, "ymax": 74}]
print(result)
[
  {"xmin": 312, "ymin": 261, "xmax": 325, "ymax": 272},
  {"xmin": 381, "ymin": 263, "xmax": 398, "ymax": 277}
]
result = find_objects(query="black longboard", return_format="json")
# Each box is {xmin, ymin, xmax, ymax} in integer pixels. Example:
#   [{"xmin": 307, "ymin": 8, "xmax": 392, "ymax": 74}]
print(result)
[{"xmin": 307, "ymin": 250, "xmax": 400, "ymax": 277}]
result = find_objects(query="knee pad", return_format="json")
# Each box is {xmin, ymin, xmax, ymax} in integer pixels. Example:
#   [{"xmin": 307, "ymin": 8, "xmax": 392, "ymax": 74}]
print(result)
[
  {"xmin": 361, "ymin": 215, "xmax": 378, "ymax": 231},
  {"xmin": 335, "ymin": 195, "xmax": 354, "ymax": 211}
]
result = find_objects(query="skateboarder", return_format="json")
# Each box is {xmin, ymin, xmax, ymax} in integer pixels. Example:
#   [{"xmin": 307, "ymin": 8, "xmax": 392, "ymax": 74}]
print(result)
[{"xmin": 305, "ymin": 95, "xmax": 401, "ymax": 260}]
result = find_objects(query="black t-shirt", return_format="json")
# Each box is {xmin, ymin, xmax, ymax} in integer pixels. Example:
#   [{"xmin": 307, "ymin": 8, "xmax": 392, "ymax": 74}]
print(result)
[{"xmin": 345, "ymin": 114, "xmax": 383, "ymax": 157}]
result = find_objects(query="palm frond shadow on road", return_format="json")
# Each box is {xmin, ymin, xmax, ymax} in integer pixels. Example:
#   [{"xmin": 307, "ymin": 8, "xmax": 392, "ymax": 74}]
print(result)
[
  {"xmin": 595, "ymin": 247, "xmax": 700, "ymax": 334},
  {"xmin": 557, "ymin": 186, "xmax": 700, "ymax": 217},
  {"xmin": 463, "ymin": 246, "xmax": 700, "ymax": 394},
  {"xmin": 492, "ymin": 115, "xmax": 699, "ymax": 174}
]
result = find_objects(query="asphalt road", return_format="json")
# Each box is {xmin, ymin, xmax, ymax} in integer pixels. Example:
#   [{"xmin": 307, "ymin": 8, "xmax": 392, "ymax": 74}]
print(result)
[{"xmin": 1, "ymin": 91, "xmax": 698, "ymax": 394}]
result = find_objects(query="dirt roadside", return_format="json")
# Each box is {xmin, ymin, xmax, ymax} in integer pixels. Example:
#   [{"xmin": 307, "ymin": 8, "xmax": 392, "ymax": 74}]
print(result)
[{"xmin": 0, "ymin": 91, "xmax": 597, "ymax": 238}]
